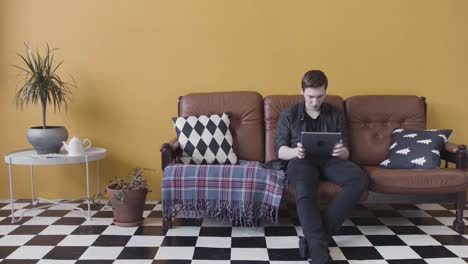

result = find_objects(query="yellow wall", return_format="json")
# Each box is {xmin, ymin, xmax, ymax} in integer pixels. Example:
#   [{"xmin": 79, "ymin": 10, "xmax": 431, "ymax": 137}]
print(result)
[{"xmin": 1, "ymin": 0, "xmax": 467, "ymax": 200}]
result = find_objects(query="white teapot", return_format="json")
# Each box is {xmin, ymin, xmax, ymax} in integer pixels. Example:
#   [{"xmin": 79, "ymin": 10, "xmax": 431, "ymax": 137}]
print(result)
[{"xmin": 62, "ymin": 136, "xmax": 92, "ymax": 156}]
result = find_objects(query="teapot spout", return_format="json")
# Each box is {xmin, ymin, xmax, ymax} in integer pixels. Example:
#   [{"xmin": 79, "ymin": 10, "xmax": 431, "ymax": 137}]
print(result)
[{"xmin": 62, "ymin": 141, "xmax": 69, "ymax": 151}]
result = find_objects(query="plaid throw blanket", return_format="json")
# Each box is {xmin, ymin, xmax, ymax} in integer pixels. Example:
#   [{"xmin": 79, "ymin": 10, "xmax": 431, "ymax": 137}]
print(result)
[{"xmin": 162, "ymin": 160, "xmax": 286, "ymax": 225}]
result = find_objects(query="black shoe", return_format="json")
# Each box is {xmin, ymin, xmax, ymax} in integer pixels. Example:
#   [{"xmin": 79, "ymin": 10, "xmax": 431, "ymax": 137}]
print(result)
[
  {"xmin": 300, "ymin": 237, "xmax": 333, "ymax": 263},
  {"xmin": 307, "ymin": 255, "xmax": 333, "ymax": 264},
  {"xmin": 299, "ymin": 237, "xmax": 309, "ymax": 259}
]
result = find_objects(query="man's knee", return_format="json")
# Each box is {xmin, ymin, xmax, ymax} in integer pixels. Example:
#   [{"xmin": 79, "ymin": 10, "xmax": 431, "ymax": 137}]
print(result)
[
  {"xmin": 290, "ymin": 174, "xmax": 319, "ymax": 200},
  {"xmin": 287, "ymin": 159, "xmax": 319, "ymax": 181},
  {"xmin": 347, "ymin": 168, "xmax": 369, "ymax": 192},
  {"xmin": 294, "ymin": 183, "xmax": 319, "ymax": 201}
]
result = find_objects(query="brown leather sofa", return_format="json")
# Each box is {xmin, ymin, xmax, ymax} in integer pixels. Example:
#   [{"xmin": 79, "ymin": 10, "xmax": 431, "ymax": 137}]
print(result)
[{"xmin": 161, "ymin": 91, "xmax": 468, "ymax": 232}]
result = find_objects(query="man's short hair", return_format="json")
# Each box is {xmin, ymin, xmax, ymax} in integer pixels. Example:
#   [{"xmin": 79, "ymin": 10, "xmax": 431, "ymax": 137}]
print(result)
[{"xmin": 301, "ymin": 70, "xmax": 328, "ymax": 91}]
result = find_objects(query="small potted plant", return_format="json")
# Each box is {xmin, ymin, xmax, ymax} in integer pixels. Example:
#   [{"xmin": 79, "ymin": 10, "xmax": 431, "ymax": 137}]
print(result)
[
  {"xmin": 13, "ymin": 42, "xmax": 76, "ymax": 154},
  {"xmin": 105, "ymin": 167, "xmax": 152, "ymax": 227}
]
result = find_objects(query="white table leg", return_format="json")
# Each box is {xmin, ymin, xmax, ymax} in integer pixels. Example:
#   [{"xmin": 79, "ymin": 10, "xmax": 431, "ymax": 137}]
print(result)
[
  {"xmin": 8, "ymin": 158, "xmax": 16, "ymax": 223},
  {"xmin": 30, "ymin": 165, "xmax": 37, "ymax": 207},
  {"xmin": 96, "ymin": 160, "xmax": 101, "ymax": 199},
  {"xmin": 86, "ymin": 155, "xmax": 91, "ymax": 220}
]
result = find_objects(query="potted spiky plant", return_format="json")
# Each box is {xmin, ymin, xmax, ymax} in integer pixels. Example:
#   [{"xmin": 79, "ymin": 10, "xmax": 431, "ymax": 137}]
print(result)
[
  {"xmin": 105, "ymin": 167, "xmax": 152, "ymax": 227},
  {"xmin": 13, "ymin": 43, "xmax": 76, "ymax": 154}
]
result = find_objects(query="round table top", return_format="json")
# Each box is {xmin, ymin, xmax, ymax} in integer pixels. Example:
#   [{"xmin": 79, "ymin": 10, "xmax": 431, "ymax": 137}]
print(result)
[{"xmin": 4, "ymin": 147, "xmax": 107, "ymax": 165}]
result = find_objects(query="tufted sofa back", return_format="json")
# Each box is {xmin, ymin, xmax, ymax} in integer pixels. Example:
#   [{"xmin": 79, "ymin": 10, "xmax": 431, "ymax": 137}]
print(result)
[
  {"xmin": 345, "ymin": 95, "xmax": 426, "ymax": 166},
  {"xmin": 177, "ymin": 93, "xmax": 427, "ymax": 166}
]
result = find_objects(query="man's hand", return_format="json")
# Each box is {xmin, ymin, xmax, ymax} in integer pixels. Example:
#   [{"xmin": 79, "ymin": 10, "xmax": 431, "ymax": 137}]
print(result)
[
  {"xmin": 278, "ymin": 144, "xmax": 306, "ymax": 160},
  {"xmin": 296, "ymin": 143, "xmax": 305, "ymax": 159},
  {"xmin": 332, "ymin": 140, "xmax": 349, "ymax": 160}
]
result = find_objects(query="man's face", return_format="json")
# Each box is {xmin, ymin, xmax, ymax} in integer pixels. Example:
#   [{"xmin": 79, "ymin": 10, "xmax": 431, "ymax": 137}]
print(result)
[{"xmin": 302, "ymin": 86, "xmax": 326, "ymax": 112}]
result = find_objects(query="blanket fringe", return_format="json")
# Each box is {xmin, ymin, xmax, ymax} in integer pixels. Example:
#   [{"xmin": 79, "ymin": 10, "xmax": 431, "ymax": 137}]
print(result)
[{"xmin": 162, "ymin": 199, "xmax": 278, "ymax": 226}]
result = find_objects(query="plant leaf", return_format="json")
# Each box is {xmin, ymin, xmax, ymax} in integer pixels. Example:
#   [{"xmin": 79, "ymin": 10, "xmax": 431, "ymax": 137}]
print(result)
[{"xmin": 12, "ymin": 43, "xmax": 75, "ymax": 114}]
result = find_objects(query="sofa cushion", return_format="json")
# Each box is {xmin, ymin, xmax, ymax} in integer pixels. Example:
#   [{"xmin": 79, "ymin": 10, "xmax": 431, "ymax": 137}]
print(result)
[
  {"xmin": 345, "ymin": 95, "xmax": 426, "ymax": 166},
  {"xmin": 180, "ymin": 92, "xmax": 264, "ymax": 162},
  {"xmin": 264, "ymin": 95, "xmax": 344, "ymax": 162},
  {"xmin": 173, "ymin": 113, "xmax": 238, "ymax": 165},
  {"xmin": 379, "ymin": 128, "xmax": 452, "ymax": 169},
  {"xmin": 365, "ymin": 166, "xmax": 468, "ymax": 194}
]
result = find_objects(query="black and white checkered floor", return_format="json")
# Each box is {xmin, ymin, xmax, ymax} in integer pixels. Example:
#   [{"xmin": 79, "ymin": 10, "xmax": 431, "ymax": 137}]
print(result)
[{"xmin": 0, "ymin": 200, "xmax": 467, "ymax": 264}]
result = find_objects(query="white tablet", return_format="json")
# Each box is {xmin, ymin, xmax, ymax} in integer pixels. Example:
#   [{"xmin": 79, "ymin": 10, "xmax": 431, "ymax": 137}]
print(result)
[{"xmin": 301, "ymin": 132, "xmax": 342, "ymax": 158}]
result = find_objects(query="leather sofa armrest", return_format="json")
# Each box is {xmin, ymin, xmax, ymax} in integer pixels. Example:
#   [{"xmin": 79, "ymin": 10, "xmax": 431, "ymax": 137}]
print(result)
[
  {"xmin": 441, "ymin": 142, "xmax": 467, "ymax": 171},
  {"xmin": 160, "ymin": 138, "xmax": 181, "ymax": 171}
]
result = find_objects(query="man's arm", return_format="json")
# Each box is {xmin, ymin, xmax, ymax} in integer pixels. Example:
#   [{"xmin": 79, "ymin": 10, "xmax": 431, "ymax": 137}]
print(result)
[
  {"xmin": 333, "ymin": 110, "xmax": 350, "ymax": 160},
  {"xmin": 275, "ymin": 110, "xmax": 306, "ymax": 160}
]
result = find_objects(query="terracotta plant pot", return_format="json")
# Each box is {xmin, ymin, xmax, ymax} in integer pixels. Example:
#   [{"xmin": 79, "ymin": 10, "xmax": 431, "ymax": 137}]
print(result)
[{"xmin": 106, "ymin": 183, "xmax": 148, "ymax": 227}]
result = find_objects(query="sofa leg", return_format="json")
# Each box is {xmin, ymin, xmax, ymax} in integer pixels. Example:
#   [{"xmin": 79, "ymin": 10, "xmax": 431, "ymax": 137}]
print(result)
[
  {"xmin": 163, "ymin": 217, "xmax": 172, "ymax": 230},
  {"xmin": 453, "ymin": 191, "xmax": 466, "ymax": 234}
]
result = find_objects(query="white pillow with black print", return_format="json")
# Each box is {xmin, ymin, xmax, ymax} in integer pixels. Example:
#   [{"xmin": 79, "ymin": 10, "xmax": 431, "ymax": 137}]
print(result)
[
  {"xmin": 172, "ymin": 112, "xmax": 238, "ymax": 165},
  {"xmin": 379, "ymin": 128, "xmax": 452, "ymax": 169}
]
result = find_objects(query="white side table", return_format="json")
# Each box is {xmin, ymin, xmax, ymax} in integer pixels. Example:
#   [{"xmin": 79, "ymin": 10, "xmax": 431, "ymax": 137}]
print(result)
[{"xmin": 4, "ymin": 147, "xmax": 106, "ymax": 223}]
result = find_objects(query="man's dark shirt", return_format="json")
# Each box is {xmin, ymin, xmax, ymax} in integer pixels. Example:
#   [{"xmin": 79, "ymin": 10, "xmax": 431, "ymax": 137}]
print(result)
[
  {"xmin": 275, "ymin": 101, "xmax": 349, "ymax": 154},
  {"xmin": 304, "ymin": 111, "xmax": 322, "ymax": 132}
]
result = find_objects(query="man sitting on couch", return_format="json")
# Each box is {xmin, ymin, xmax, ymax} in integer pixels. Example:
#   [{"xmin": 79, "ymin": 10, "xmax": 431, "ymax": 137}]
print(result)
[{"xmin": 275, "ymin": 70, "xmax": 369, "ymax": 264}]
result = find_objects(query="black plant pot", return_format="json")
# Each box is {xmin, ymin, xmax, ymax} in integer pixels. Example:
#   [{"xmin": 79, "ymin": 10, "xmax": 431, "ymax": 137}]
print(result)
[{"xmin": 27, "ymin": 126, "xmax": 69, "ymax": 154}]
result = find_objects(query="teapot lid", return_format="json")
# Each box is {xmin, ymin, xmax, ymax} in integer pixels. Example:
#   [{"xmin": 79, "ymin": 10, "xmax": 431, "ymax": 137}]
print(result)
[{"xmin": 69, "ymin": 136, "xmax": 81, "ymax": 143}]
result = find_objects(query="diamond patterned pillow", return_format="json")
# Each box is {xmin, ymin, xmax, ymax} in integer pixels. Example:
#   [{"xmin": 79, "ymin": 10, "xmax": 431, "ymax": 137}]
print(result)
[
  {"xmin": 379, "ymin": 128, "xmax": 452, "ymax": 169},
  {"xmin": 172, "ymin": 113, "xmax": 238, "ymax": 165}
]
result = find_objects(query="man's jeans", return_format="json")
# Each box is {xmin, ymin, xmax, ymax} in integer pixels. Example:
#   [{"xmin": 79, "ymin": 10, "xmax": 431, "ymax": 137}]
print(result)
[{"xmin": 286, "ymin": 157, "xmax": 368, "ymax": 264}]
